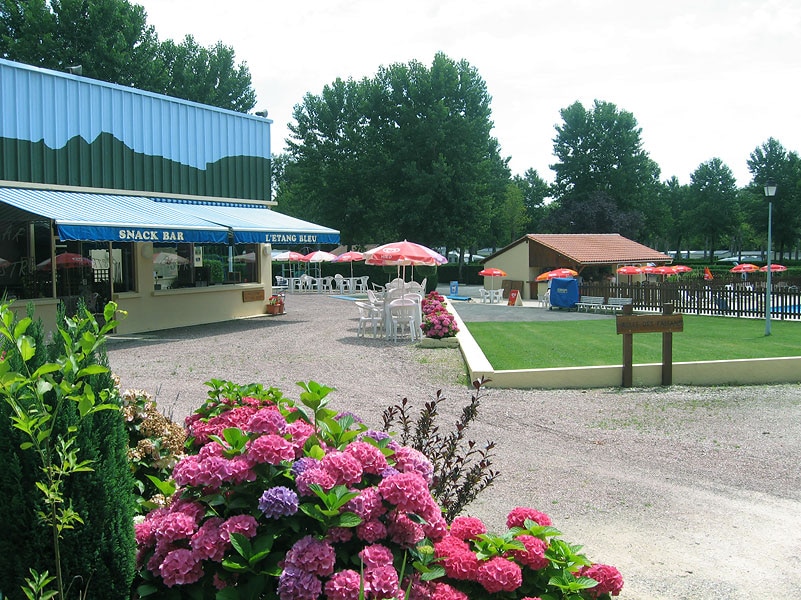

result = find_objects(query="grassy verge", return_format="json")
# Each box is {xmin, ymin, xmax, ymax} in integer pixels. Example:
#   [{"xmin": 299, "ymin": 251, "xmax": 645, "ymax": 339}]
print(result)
[{"xmin": 464, "ymin": 315, "xmax": 801, "ymax": 370}]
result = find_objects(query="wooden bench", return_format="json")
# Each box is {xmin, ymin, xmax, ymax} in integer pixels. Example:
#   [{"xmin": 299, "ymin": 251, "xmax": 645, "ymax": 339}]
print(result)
[
  {"xmin": 604, "ymin": 297, "xmax": 633, "ymax": 313},
  {"xmin": 576, "ymin": 296, "xmax": 605, "ymax": 312}
]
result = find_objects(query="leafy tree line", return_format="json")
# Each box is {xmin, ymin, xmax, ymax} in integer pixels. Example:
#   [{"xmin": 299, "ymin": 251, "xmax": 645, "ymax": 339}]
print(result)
[
  {"xmin": 0, "ymin": 0, "xmax": 255, "ymax": 112},
  {"xmin": 277, "ymin": 82, "xmax": 801, "ymax": 262}
]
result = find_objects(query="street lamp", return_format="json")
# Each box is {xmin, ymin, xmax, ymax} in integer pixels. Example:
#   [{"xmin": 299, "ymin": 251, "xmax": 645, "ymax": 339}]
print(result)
[{"xmin": 764, "ymin": 180, "xmax": 777, "ymax": 336}]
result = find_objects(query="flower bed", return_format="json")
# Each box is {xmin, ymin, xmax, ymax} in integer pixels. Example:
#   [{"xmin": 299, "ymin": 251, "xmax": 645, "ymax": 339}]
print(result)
[
  {"xmin": 420, "ymin": 291, "xmax": 459, "ymax": 339},
  {"xmin": 134, "ymin": 381, "xmax": 622, "ymax": 599}
]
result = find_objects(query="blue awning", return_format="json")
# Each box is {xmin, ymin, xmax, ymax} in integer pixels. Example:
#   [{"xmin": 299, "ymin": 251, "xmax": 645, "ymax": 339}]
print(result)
[
  {"xmin": 0, "ymin": 187, "xmax": 230, "ymax": 244},
  {"xmin": 152, "ymin": 199, "xmax": 340, "ymax": 245}
]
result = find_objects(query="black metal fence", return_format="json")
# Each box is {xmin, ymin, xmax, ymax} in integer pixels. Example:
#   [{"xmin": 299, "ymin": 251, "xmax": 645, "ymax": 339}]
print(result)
[{"xmin": 579, "ymin": 280, "xmax": 801, "ymax": 320}]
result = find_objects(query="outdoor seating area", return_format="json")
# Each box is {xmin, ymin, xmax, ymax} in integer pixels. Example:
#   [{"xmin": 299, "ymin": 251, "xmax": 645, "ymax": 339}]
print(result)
[
  {"xmin": 351, "ymin": 278, "xmax": 425, "ymax": 342},
  {"xmin": 279, "ymin": 273, "xmax": 370, "ymax": 293},
  {"xmin": 479, "ymin": 287, "xmax": 504, "ymax": 303}
]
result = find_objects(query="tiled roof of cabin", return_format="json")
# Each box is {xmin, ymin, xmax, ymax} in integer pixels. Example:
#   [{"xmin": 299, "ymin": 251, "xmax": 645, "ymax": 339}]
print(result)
[{"xmin": 526, "ymin": 233, "xmax": 672, "ymax": 265}]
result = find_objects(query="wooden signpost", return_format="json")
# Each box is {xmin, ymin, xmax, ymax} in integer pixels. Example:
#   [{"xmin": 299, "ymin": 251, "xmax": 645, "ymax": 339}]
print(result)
[{"xmin": 616, "ymin": 303, "xmax": 683, "ymax": 387}]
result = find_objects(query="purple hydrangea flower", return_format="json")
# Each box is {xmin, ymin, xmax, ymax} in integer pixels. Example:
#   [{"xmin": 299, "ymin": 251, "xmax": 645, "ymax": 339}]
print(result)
[
  {"xmin": 291, "ymin": 456, "xmax": 320, "ymax": 477},
  {"xmin": 258, "ymin": 486, "xmax": 299, "ymax": 519}
]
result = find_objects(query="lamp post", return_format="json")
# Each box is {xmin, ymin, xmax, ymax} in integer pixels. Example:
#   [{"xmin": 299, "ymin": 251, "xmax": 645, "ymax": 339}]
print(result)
[{"xmin": 764, "ymin": 180, "xmax": 777, "ymax": 336}]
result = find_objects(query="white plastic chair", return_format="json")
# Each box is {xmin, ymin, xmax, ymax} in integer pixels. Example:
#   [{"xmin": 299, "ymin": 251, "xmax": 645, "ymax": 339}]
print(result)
[
  {"xmin": 354, "ymin": 275, "xmax": 369, "ymax": 292},
  {"xmin": 320, "ymin": 276, "xmax": 334, "ymax": 293},
  {"xmin": 333, "ymin": 273, "xmax": 349, "ymax": 294},
  {"xmin": 300, "ymin": 274, "xmax": 315, "ymax": 292},
  {"xmin": 478, "ymin": 288, "xmax": 490, "ymax": 303},
  {"xmin": 354, "ymin": 301, "xmax": 383, "ymax": 338},
  {"xmin": 388, "ymin": 298, "xmax": 419, "ymax": 342}
]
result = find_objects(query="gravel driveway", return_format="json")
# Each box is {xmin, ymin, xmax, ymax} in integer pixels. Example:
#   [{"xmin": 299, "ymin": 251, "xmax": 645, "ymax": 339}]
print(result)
[{"xmin": 106, "ymin": 293, "xmax": 801, "ymax": 600}]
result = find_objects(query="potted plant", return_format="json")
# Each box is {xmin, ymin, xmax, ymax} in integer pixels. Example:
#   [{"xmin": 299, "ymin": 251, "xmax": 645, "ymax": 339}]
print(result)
[{"xmin": 265, "ymin": 294, "xmax": 285, "ymax": 315}]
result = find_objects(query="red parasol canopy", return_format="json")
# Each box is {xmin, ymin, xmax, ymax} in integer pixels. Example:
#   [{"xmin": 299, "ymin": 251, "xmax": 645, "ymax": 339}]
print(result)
[
  {"xmin": 334, "ymin": 251, "xmax": 365, "ymax": 263},
  {"xmin": 36, "ymin": 252, "xmax": 92, "ymax": 270},
  {"xmin": 730, "ymin": 263, "xmax": 759, "ymax": 273},
  {"xmin": 672, "ymin": 265, "xmax": 693, "ymax": 273},
  {"xmin": 616, "ymin": 266, "xmax": 643, "ymax": 276},
  {"xmin": 273, "ymin": 251, "xmax": 306, "ymax": 262},
  {"xmin": 759, "ymin": 264, "xmax": 787, "ymax": 272},
  {"xmin": 364, "ymin": 240, "xmax": 447, "ymax": 266},
  {"xmin": 478, "ymin": 267, "xmax": 507, "ymax": 277},
  {"xmin": 535, "ymin": 268, "xmax": 578, "ymax": 282},
  {"xmin": 302, "ymin": 250, "xmax": 338, "ymax": 263},
  {"xmin": 334, "ymin": 251, "xmax": 365, "ymax": 278}
]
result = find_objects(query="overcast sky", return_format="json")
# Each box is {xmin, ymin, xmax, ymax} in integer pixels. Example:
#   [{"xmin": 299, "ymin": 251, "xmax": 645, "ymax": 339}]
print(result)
[{"xmin": 136, "ymin": 0, "xmax": 800, "ymax": 187}]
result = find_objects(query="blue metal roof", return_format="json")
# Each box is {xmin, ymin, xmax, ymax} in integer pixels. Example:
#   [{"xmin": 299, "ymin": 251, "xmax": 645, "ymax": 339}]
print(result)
[
  {"xmin": 152, "ymin": 199, "xmax": 341, "ymax": 245},
  {"xmin": 0, "ymin": 187, "xmax": 230, "ymax": 243}
]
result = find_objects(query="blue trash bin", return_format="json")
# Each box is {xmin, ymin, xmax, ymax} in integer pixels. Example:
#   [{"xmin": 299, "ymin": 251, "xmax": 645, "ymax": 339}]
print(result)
[{"xmin": 450, "ymin": 281, "xmax": 459, "ymax": 295}]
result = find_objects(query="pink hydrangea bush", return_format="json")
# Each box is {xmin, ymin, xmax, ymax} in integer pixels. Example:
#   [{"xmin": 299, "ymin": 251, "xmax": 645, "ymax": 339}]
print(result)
[
  {"xmin": 134, "ymin": 381, "xmax": 622, "ymax": 599},
  {"xmin": 420, "ymin": 292, "xmax": 459, "ymax": 339}
]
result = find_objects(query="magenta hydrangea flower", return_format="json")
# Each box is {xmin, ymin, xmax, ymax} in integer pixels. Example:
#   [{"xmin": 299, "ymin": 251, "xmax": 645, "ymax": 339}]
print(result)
[
  {"xmin": 378, "ymin": 472, "xmax": 431, "ymax": 514},
  {"xmin": 190, "ymin": 516, "xmax": 226, "ymax": 562},
  {"xmin": 449, "ymin": 516, "xmax": 487, "ymax": 541},
  {"xmin": 220, "ymin": 514, "xmax": 258, "ymax": 541},
  {"xmin": 159, "ymin": 548, "xmax": 204, "ymax": 587},
  {"xmin": 284, "ymin": 535, "xmax": 336, "ymax": 577},
  {"xmin": 508, "ymin": 534, "xmax": 549, "ymax": 570},
  {"xmin": 154, "ymin": 511, "xmax": 197, "ymax": 544},
  {"xmin": 358, "ymin": 543, "xmax": 394, "ymax": 570},
  {"xmin": 326, "ymin": 527, "xmax": 354, "ymax": 544},
  {"xmin": 356, "ymin": 519, "xmax": 388, "ymax": 543},
  {"xmin": 434, "ymin": 535, "xmax": 480, "ymax": 580},
  {"xmin": 345, "ymin": 486, "xmax": 386, "ymax": 521},
  {"xmin": 385, "ymin": 510, "xmax": 425, "ymax": 547},
  {"xmin": 258, "ymin": 486, "xmax": 299, "ymax": 518},
  {"xmin": 391, "ymin": 446, "xmax": 434, "ymax": 484},
  {"xmin": 247, "ymin": 434, "xmax": 295, "ymax": 465},
  {"xmin": 285, "ymin": 419, "xmax": 315, "ymax": 448},
  {"xmin": 295, "ymin": 466, "xmax": 337, "ymax": 496},
  {"xmin": 506, "ymin": 506, "xmax": 553, "ymax": 528},
  {"xmin": 324, "ymin": 569, "xmax": 361, "ymax": 600},
  {"xmin": 579, "ymin": 564, "xmax": 624, "ymax": 597},
  {"xmin": 365, "ymin": 564, "xmax": 401, "ymax": 599},
  {"xmin": 476, "ymin": 556, "xmax": 522, "ymax": 593},
  {"xmin": 321, "ymin": 451, "xmax": 364, "ymax": 486},
  {"xmin": 344, "ymin": 440, "xmax": 389, "ymax": 475},
  {"xmin": 431, "ymin": 582, "xmax": 470, "ymax": 600},
  {"xmin": 247, "ymin": 407, "xmax": 286, "ymax": 434}
]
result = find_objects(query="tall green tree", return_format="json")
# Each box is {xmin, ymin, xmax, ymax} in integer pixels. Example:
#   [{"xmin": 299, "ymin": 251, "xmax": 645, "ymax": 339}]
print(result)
[
  {"xmin": 1, "ymin": 0, "xmax": 160, "ymax": 86},
  {"xmin": 0, "ymin": 0, "xmax": 255, "ymax": 112},
  {"xmin": 513, "ymin": 168, "xmax": 549, "ymax": 232},
  {"xmin": 155, "ymin": 35, "xmax": 256, "ymax": 112},
  {"xmin": 278, "ymin": 53, "xmax": 510, "ymax": 249},
  {"xmin": 661, "ymin": 176, "xmax": 691, "ymax": 257},
  {"xmin": 688, "ymin": 157, "xmax": 739, "ymax": 259},
  {"xmin": 746, "ymin": 138, "xmax": 801, "ymax": 260},
  {"xmin": 548, "ymin": 100, "xmax": 661, "ymax": 239}
]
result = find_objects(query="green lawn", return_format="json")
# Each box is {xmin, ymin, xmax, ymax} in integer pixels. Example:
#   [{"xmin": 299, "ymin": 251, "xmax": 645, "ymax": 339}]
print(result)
[{"xmin": 464, "ymin": 316, "xmax": 801, "ymax": 370}]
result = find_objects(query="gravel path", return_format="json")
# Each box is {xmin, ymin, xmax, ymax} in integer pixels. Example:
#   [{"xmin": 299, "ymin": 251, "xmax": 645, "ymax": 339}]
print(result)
[{"xmin": 106, "ymin": 293, "xmax": 801, "ymax": 600}]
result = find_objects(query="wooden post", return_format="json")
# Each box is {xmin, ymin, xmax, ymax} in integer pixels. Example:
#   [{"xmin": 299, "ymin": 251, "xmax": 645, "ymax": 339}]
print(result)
[
  {"xmin": 661, "ymin": 303, "xmax": 674, "ymax": 386},
  {"xmin": 621, "ymin": 304, "xmax": 634, "ymax": 387}
]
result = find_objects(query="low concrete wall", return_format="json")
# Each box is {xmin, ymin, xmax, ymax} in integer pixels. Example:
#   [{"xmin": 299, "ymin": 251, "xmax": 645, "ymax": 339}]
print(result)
[{"xmin": 449, "ymin": 303, "xmax": 801, "ymax": 389}]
